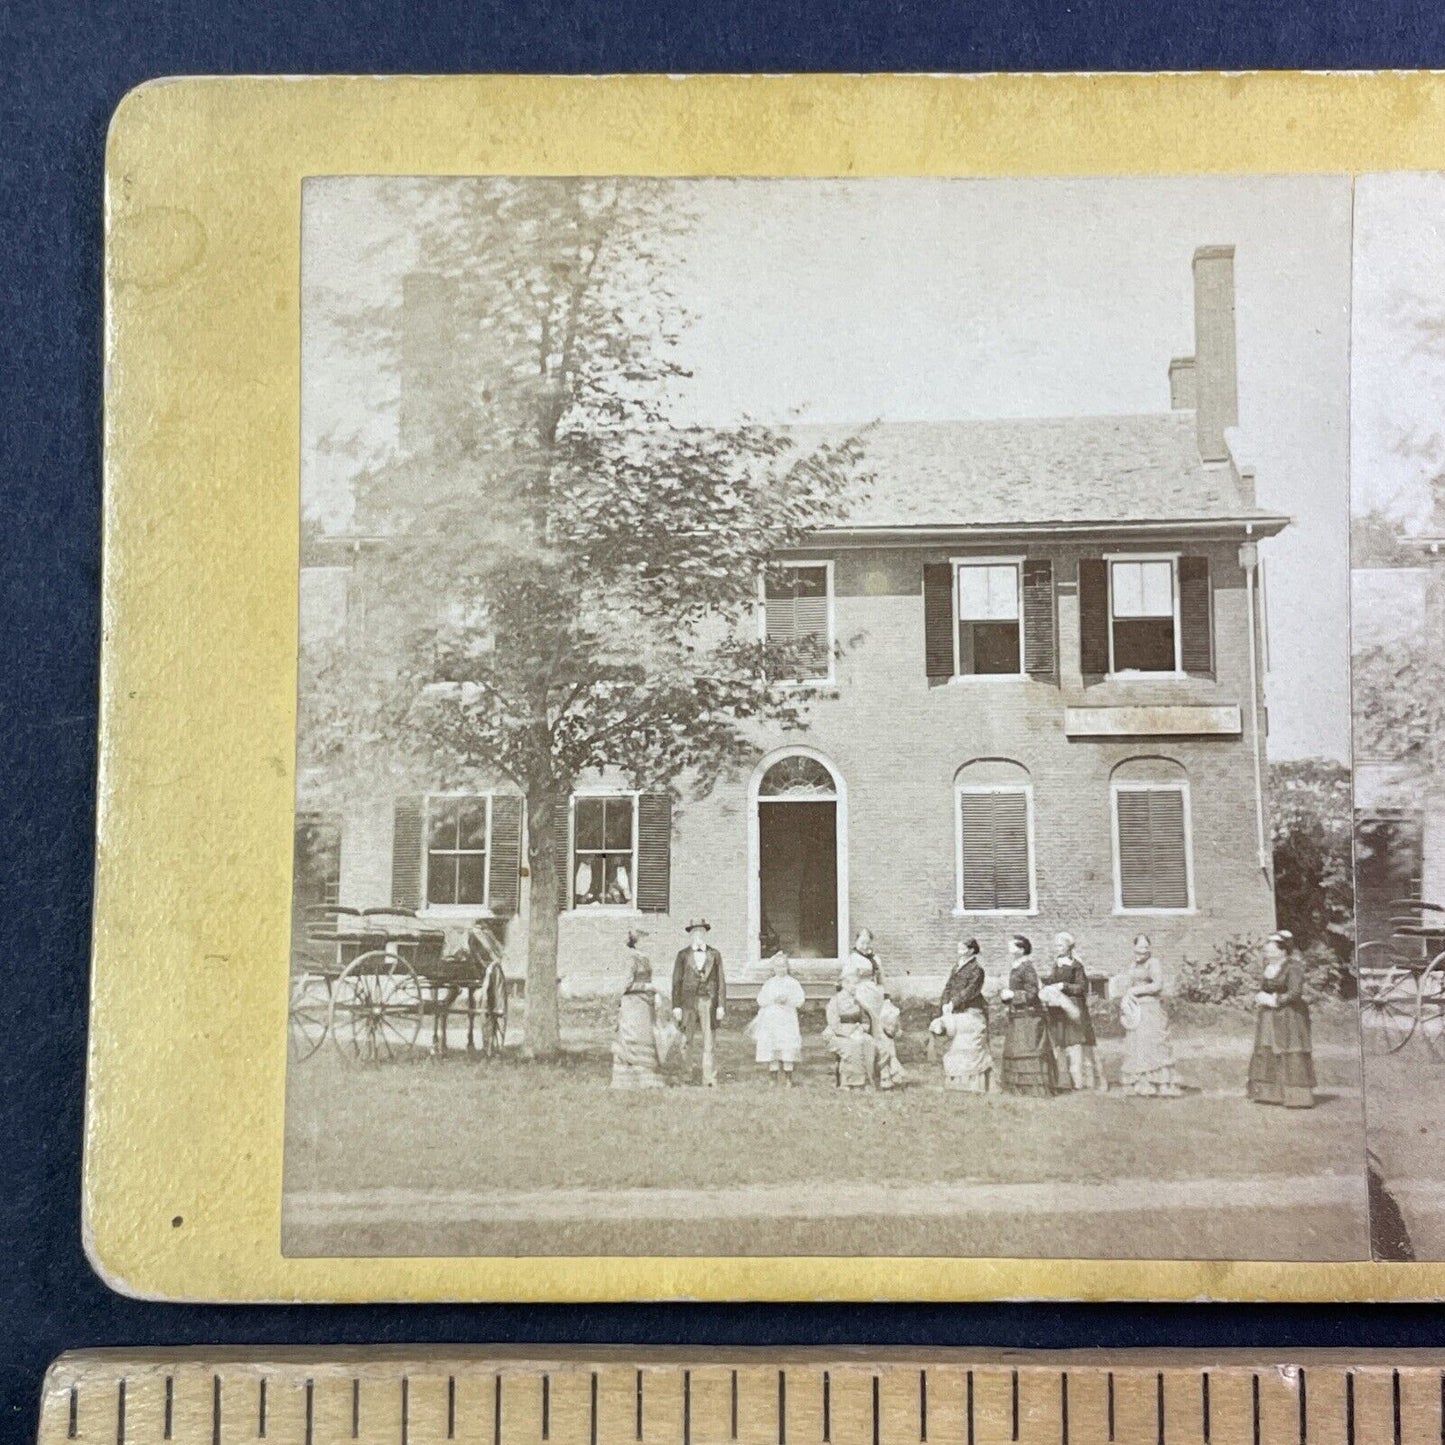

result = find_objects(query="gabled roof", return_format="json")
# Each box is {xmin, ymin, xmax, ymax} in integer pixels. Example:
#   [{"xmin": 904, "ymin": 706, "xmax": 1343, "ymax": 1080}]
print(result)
[{"xmin": 790, "ymin": 411, "xmax": 1284, "ymax": 534}]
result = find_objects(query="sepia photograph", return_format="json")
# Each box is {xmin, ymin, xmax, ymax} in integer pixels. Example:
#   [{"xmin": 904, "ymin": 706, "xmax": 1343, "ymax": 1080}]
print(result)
[
  {"xmin": 1349, "ymin": 172, "xmax": 1445, "ymax": 1262},
  {"xmin": 281, "ymin": 174, "xmax": 1368, "ymax": 1261}
]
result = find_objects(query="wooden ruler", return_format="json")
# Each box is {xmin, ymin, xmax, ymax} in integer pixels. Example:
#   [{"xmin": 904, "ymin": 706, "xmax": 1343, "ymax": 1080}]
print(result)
[{"xmin": 36, "ymin": 1350, "xmax": 1445, "ymax": 1445}]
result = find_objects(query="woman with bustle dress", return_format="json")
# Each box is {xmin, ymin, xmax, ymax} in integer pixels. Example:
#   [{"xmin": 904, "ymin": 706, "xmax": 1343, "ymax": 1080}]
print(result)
[
  {"xmin": 610, "ymin": 929, "xmax": 665, "ymax": 1089},
  {"xmin": 1043, "ymin": 932, "xmax": 1107, "ymax": 1092},
  {"xmin": 999, "ymin": 935, "xmax": 1056, "ymax": 1096},
  {"xmin": 1246, "ymin": 930, "xmax": 1316, "ymax": 1108},
  {"xmin": 1116, "ymin": 933, "xmax": 1183, "ymax": 1097},
  {"xmin": 752, "ymin": 951, "xmax": 806, "ymax": 1086},
  {"xmin": 931, "ymin": 936, "xmax": 993, "ymax": 1092},
  {"xmin": 824, "ymin": 961, "xmax": 879, "ymax": 1088}
]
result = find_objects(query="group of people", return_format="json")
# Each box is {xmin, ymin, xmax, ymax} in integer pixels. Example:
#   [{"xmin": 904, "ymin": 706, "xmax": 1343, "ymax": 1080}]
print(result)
[{"xmin": 609, "ymin": 917, "xmax": 1317, "ymax": 1109}]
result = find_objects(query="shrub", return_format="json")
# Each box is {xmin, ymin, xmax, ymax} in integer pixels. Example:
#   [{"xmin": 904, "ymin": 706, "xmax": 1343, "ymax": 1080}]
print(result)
[
  {"xmin": 1178, "ymin": 934, "xmax": 1355, "ymax": 1006},
  {"xmin": 1271, "ymin": 758, "xmax": 1355, "ymax": 985}
]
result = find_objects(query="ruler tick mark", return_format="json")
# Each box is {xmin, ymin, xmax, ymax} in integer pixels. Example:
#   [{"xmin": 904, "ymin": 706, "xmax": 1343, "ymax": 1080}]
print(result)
[
  {"xmin": 1347, "ymin": 1372, "xmax": 1356, "ymax": 1445},
  {"xmin": 780, "ymin": 1370, "xmax": 788, "ymax": 1445},
  {"xmin": 1252, "ymin": 1374, "xmax": 1261, "ymax": 1445},
  {"xmin": 164, "ymin": 1377, "xmax": 173, "ymax": 1441},
  {"xmin": 403, "ymin": 1376, "xmax": 410, "ymax": 1445},
  {"xmin": 541, "ymin": 1374, "xmax": 549, "ymax": 1441},
  {"xmin": 636, "ymin": 1370, "xmax": 644, "ymax": 1440},
  {"xmin": 1061, "ymin": 1373, "xmax": 1069, "ymax": 1445},
  {"xmin": 1394, "ymin": 1370, "xmax": 1404, "ymax": 1445},
  {"xmin": 305, "ymin": 1380, "xmax": 314, "ymax": 1445},
  {"xmin": 1439, "ymin": 1371, "xmax": 1444, "ymax": 1445},
  {"xmin": 731, "ymin": 1371, "xmax": 738, "ymax": 1440},
  {"xmin": 68, "ymin": 1385, "xmax": 77, "ymax": 1439},
  {"xmin": 1107, "ymin": 1372, "xmax": 1115, "ymax": 1442},
  {"xmin": 920, "ymin": 1369, "xmax": 928, "ymax": 1442},
  {"xmin": 260, "ymin": 1377, "xmax": 268, "ymax": 1438},
  {"xmin": 822, "ymin": 1373, "xmax": 831, "ymax": 1443},
  {"xmin": 353, "ymin": 1378, "xmax": 361, "ymax": 1439},
  {"xmin": 117, "ymin": 1378, "xmax": 126, "ymax": 1445},
  {"xmin": 1012, "ymin": 1370, "xmax": 1020, "ymax": 1441},
  {"xmin": 213, "ymin": 1375, "xmax": 222, "ymax": 1445},
  {"xmin": 1202, "ymin": 1373, "xmax": 1210, "ymax": 1445},
  {"xmin": 1298, "ymin": 1367, "xmax": 1308, "ymax": 1445},
  {"xmin": 967, "ymin": 1371, "xmax": 975, "ymax": 1445},
  {"xmin": 448, "ymin": 1376, "xmax": 456, "ymax": 1440},
  {"xmin": 871, "ymin": 1376, "xmax": 879, "ymax": 1445},
  {"xmin": 1156, "ymin": 1373, "xmax": 1165, "ymax": 1445},
  {"xmin": 683, "ymin": 1370, "xmax": 691, "ymax": 1445},
  {"xmin": 590, "ymin": 1374, "xmax": 598, "ymax": 1445},
  {"xmin": 494, "ymin": 1375, "xmax": 502, "ymax": 1445}
]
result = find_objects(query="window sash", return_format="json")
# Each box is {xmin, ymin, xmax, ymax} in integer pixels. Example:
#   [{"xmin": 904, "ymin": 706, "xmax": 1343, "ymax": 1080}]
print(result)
[
  {"xmin": 424, "ymin": 794, "xmax": 491, "ymax": 908},
  {"xmin": 570, "ymin": 793, "xmax": 639, "ymax": 908},
  {"xmin": 1107, "ymin": 556, "xmax": 1181, "ymax": 674},
  {"xmin": 1114, "ymin": 785, "xmax": 1192, "ymax": 911},
  {"xmin": 957, "ymin": 562, "xmax": 1021, "ymax": 622},
  {"xmin": 957, "ymin": 787, "xmax": 1034, "ymax": 913},
  {"xmin": 762, "ymin": 562, "xmax": 833, "ymax": 683}
]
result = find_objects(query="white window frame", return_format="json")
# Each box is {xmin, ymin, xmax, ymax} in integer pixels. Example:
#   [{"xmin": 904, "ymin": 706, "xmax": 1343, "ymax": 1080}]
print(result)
[
  {"xmin": 566, "ymin": 789, "xmax": 642, "ymax": 915},
  {"xmin": 954, "ymin": 782, "xmax": 1038, "ymax": 916},
  {"xmin": 1104, "ymin": 551, "xmax": 1184, "ymax": 679},
  {"xmin": 1110, "ymin": 779, "xmax": 1196, "ymax": 915},
  {"xmin": 421, "ymin": 791, "xmax": 494, "ymax": 917},
  {"xmin": 757, "ymin": 559, "xmax": 836, "ymax": 689},
  {"xmin": 949, "ymin": 555, "xmax": 1027, "ymax": 682}
]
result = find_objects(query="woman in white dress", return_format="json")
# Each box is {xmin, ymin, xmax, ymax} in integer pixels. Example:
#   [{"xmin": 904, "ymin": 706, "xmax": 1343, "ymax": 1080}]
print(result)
[{"xmin": 753, "ymin": 951, "xmax": 806, "ymax": 1086}]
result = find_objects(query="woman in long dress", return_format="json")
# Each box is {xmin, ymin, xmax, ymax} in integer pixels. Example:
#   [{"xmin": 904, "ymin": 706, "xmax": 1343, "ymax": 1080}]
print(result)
[
  {"xmin": 610, "ymin": 932, "xmax": 665, "ymax": 1089},
  {"xmin": 850, "ymin": 928, "xmax": 885, "ymax": 986},
  {"xmin": 824, "ymin": 965, "xmax": 880, "ymax": 1089},
  {"xmin": 1247, "ymin": 930, "xmax": 1316, "ymax": 1108},
  {"xmin": 1118, "ymin": 933, "xmax": 1183, "ymax": 1097},
  {"xmin": 931, "ymin": 937, "xmax": 992, "ymax": 1092},
  {"xmin": 1044, "ymin": 932, "xmax": 1107, "ymax": 1092},
  {"xmin": 999, "ymin": 935, "xmax": 1056, "ymax": 1097},
  {"xmin": 753, "ymin": 952, "xmax": 806, "ymax": 1086}
]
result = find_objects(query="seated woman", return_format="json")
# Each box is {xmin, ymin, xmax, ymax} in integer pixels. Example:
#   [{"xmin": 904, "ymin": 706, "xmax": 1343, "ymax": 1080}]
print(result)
[
  {"xmin": 824, "ymin": 966, "xmax": 879, "ymax": 1089},
  {"xmin": 930, "ymin": 937, "xmax": 992, "ymax": 1092},
  {"xmin": 610, "ymin": 931, "xmax": 665, "ymax": 1089},
  {"xmin": 854, "ymin": 971, "xmax": 905, "ymax": 1090}
]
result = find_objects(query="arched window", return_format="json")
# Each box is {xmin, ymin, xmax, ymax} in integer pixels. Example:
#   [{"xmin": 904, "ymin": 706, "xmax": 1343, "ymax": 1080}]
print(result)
[
  {"xmin": 1110, "ymin": 757, "xmax": 1194, "ymax": 913},
  {"xmin": 955, "ymin": 759, "xmax": 1035, "ymax": 914},
  {"xmin": 758, "ymin": 754, "xmax": 838, "ymax": 798}
]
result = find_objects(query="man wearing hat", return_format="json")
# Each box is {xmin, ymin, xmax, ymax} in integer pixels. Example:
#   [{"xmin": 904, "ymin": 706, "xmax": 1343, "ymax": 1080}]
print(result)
[{"xmin": 671, "ymin": 918, "xmax": 726, "ymax": 1087}]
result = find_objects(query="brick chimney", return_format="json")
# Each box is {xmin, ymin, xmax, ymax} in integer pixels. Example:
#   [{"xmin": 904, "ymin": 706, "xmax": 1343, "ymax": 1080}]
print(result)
[{"xmin": 1189, "ymin": 245, "xmax": 1239, "ymax": 464}]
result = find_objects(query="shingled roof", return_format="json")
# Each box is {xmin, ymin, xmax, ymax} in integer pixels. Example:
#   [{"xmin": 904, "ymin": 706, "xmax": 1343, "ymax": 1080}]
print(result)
[{"xmin": 791, "ymin": 411, "xmax": 1282, "ymax": 532}]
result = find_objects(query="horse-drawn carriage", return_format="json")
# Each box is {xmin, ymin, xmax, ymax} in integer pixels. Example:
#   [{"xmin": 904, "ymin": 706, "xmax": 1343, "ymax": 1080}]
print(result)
[
  {"xmin": 1357, "ymin": 899, "xmax": 1445, "ymax": 1057},
  {"xmin": 288, "ymin": 905, "xmax": 509, "ymax": 1063}
]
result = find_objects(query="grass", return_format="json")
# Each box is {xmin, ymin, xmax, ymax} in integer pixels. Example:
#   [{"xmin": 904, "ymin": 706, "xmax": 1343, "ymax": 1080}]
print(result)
[{"xmin": 283, "ymin": 999, "xmax": 1370, "ymax": 1259}]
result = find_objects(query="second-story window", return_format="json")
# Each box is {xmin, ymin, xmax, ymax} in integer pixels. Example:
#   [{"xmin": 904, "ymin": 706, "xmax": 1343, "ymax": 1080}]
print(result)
[
  {"xmin": 956, "ymin": 560, "xmax": 1023, "ymax": 676},
  {"xmin": 1109, "ymin": 557, "xmax": 1179, "ymax": 674},
  {"xmin": 763, "ymin": 562, "xmax": 833, "ymax": 684}
]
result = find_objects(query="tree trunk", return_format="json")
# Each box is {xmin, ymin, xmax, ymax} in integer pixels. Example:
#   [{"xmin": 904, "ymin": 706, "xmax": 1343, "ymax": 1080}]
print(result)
[{"xmin": 523, "ymin": 786, "xmax": 564, "ymax": 1058}]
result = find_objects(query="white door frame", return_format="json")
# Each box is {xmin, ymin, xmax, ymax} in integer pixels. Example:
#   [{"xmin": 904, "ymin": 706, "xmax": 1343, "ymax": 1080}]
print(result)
[{"xmin": 747, "ymin": 745, "xmax": 849, "ymax": 967}]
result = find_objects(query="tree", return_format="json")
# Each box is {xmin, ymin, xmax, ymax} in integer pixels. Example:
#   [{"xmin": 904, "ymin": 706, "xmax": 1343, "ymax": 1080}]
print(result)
[
  {"xmin": 299, "ymin": 179, "xmax": 869, "ymax": 1057},
  {"xmin": 1269, "ymin": 758, "xmax": 1355, "ymax": 972}
]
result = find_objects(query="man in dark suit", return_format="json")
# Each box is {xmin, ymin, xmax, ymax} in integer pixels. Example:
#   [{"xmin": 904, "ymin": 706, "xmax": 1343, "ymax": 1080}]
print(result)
[{"xmin": 672, "ymin": 918, "xmax": 725, "ymax": 1087}]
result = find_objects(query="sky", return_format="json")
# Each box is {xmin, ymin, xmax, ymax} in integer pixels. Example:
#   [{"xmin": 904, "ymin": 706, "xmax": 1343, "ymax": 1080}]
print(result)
[
  {"xmin": 1352, "ymin": 172, "xmax": 1445, "ymax": 530},
  {"xmin": 304, "ymin": 175, "xmax": 1356, "ymax": 761}
]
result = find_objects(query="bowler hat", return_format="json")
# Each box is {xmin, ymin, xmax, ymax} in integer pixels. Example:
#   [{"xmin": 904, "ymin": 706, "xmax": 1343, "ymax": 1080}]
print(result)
[{"xmin": 685, "ymin": 918, "xmax": 711, "ymax": 933}]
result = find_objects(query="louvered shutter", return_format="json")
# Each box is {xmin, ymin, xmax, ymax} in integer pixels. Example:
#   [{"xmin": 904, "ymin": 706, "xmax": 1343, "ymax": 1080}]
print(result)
[
  {"xmin": 390, "ymin": 797, "xmax": 424, "ymax": 910},
  {"xmin": 959, "ymin": 791, "xmax": 1032, "ymax": 911},
  {"xmin": 1179, "ymin": 555, "xmax": 1213, "ymax": 675},
  {"xmin": 487, "ymin": 795, "xmax": 523, "ymax": 917},
  {"xmin": 1022, "ymin": 559, "xmax": 1057, "ymax": 682},
  {"xmin": 765, "ymin": 571, "xmax": 829, "ymax": 677},
  {"xmin": 923, "ymin": 563, "xmax": 955, "ymax": 681},
  {"xmin": 1116, "ymin": 788, "xmax": 1190, "ymax": 910},
  {"xmin": 636, "ymin": 792, "xmax": 673, "ymax": 913},
  {"xmin": 557, "ymin": 797, "xmax": 574, "ymax": 912},
  {"xmin": 1078, "ymin": 558, "xmax": 1110, "ymax": 677}
]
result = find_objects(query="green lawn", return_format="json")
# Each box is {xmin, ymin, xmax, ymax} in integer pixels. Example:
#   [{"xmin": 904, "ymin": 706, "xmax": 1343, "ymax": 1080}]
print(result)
[{"xmin": 283, "ymin": 1000, "xmax": 1369, "ymax": 1260}]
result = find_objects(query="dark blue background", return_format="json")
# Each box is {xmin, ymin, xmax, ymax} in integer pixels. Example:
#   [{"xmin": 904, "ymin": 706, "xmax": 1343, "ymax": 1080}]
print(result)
[{"xmin": 7, "ymin": 3, "xmax": 1445, "ymax": 1441}]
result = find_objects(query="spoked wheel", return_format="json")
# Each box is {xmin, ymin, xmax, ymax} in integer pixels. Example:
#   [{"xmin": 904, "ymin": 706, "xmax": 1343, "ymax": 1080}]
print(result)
[
  {"xmin": 288, "ymin": 971, "xmax": 332, "ymax": 1061},
  {"xmin": 330, "ymin": 949, "xmax": 425, "ymax": 1063},
  {"xmin": 1356, "ymin": 940, "xmax": 1420, "ymax": 1054},
  {"xmin": 482, "ymin": 984, "xmax": 509, "ymax": 1058},
  {"xmin": 1417, "ymin": 951, "xmax": 1445, "ymax": 1062}
]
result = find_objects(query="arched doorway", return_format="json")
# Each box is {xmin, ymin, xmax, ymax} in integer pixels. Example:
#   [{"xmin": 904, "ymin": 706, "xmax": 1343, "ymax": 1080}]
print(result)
[{"xmin": 748, "ymin": 749, "xmax": 848, "ymax": 965}]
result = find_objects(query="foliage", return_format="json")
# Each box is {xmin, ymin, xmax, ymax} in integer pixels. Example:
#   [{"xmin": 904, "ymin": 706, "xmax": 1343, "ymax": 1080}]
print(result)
[
  {"xmin": 1353, "ymin": 632, "xmax": 1443, "ymax": 765},
  {"xmin": 1351, "ymin": 510, "xmax": 1419, "ymax": 570},
  {"xmin": 1177, "ymin": 935, "xmax": 1353, "ymax": 1006},
  {"xmin": 298, "ymin": 179, "xmax": 870, "ymax": 1055},
  {"xmin": 1269, "ymin": 758, "xmax": 1355, "ymax": 971}
]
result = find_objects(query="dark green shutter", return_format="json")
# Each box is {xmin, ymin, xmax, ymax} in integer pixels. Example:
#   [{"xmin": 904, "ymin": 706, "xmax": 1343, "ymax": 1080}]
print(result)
[
  {"xmin": 959, "ymin": 791, "xmax": 1032, "ymax": 911},
  {"xmin": 1116, "ymin": 788, "xmax": 1190, "ymax": 910},
  {"xmin": 488, "ymin": 795, "xmax": 523, "ymax": 917},
  {"xmin": 923, "ymin": 562, "xmax": 954, "ymax": 681},
  {"xmin": 390, "ymin": 797, "xmax": 424, "ymax": 911},
  {"xmin": 1078, "ymin": 558, "xmax": 1110, "ymax": 677},
  {"xmin": 636, "ymin": 792, "xmax": 673, "ymax": 913},
  {"xmin": 1179, "ymin": 555, "xmax": 1213, "ymax": 675},
  {"xmin": 1022, "ymin": 559, "xmax": 1057, "ymax": 682}
]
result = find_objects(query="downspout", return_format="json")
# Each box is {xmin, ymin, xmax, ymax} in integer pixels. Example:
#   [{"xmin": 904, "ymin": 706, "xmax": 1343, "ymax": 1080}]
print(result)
[{"xmin": 1240, "ymin": 530, "xmax": 1269, "ymax": 872}]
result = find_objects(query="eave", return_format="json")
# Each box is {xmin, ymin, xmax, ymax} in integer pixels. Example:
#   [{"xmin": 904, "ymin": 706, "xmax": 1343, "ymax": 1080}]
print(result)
[{"xmin": 800, "ymin": 515, "xmax": 1291, "ymax": 549}]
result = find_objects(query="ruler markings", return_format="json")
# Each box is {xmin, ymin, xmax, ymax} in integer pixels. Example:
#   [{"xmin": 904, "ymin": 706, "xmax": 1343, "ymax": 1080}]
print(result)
[
  {"xmin": 1201, "ymin": 1373, "xmax": 1210, "ymax": 1445},
  {"xmin": 1107, "ymin": 1374, "xmax": 1115, "ymax": 1444},
  {"xmin": 494, "ymin": 1375, "xmax": 501, "ymax": 1445},
  {"xmin": 212, "ymin": 1376, "xmax": 221, "ymax": 1445},
  {"xmin": 920, "ymin": 1370, "xmax": 927, "ymax": 1444},
  {"xmin": 823, "ymin": 1374, "xmax": 831, "ymax": 1444},
  {"xmin": 115, "ymin": 1379, "xmax": 125, "ymax": 1445},
  {"xmin": 1345, "ymin": 1373, "xmax": 1355, "ymax": 1445},
  {"xmin": 1060, "ymin": 1374, "xmax": 1069, "ymax": 1445},
  {"xmin": 732, "ymin": 1371, "xmax": 739, "ymax": 1442},
  {"xmin": 306, "ymin": 1381, "xmax": 314, "ymax": 1445},
  {"xmin": 967, "ymin": 1371, "xmax": 975, "ymax": 1445}
]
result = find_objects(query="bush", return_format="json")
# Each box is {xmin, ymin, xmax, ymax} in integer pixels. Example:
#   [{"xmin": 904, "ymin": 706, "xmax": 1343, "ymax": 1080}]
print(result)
[
  {"xmin": 1271, "ymin": 759, "xmax": 1355, "ymax": 978},
  {"xmin": 1178, "ymin": 934, "xmax": 1355, "ymax": 1007}
]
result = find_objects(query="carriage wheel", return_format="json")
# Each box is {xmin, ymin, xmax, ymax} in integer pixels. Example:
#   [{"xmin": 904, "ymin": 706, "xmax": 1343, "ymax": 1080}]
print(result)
[
  {"xmin": 1356, "ymin": 940, "xmax": 1420, "ymax": 1054},
  {"xmin": 483, "ymin": 985, "xmax": 509, "ymax": 1058},
  {"xmin": 288, "ymin": 971, "xmax": 332, "ymax": 1061},
  {"xmin": 1417, "ymin": 951, "xmax": 1445, "ymax": 1062},
  {"xmin": 330, "ymin": 950, "xmax": 424, "ymax": 1063}
]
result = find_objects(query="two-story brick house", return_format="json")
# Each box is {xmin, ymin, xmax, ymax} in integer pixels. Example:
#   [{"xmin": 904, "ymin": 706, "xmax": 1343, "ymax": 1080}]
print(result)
[{"xmin": 296, "ymin": 245, "xmax": 1286, "ymax": 998}]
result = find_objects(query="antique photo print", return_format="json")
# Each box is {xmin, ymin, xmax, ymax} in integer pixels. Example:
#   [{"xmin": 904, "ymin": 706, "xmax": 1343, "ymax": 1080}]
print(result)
[{"xmin": 282, "ymin": 174, "xmax": 1369, "ymax": 1260}]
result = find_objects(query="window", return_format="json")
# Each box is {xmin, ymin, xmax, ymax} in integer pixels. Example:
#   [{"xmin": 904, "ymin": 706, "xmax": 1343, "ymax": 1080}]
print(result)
[
  {"xmin": 572, "ymin": 794, "xmax": 638, "ymax": 908},
  {"xmin": 425, "ymin": 795, "xmax": 491, "ymax": 908},
  {"xmin": 1113, "ymin": 783, "xmax": 1193, "ymax": 911},
  {"xmin": 955, "ymin": 560, "xmax": 1023, "ymax": 676},
  {"xmin": 955, "ymin": 761, "xmax": 1035, "ymax": 913},
  {"xmin": 1109, "ymin": 557, "xmax": 1179, "ymax": 674},
  {"xmin": 763, "ymin": 562, "xmax": 833, "ymax": 683}
]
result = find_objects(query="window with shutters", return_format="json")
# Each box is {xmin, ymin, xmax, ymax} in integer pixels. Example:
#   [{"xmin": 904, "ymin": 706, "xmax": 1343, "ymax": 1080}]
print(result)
[
  {"xmin": 570, "ymin": 793, "xmax": 638, "ymax": 909},
  {"xmin": 761, "ymin": 561, "xmax": 833, "ymax": 684},
  {"xmin": 1112, "ymin": 782, "xmax": 1194, "ymax": 912},
  {"xmin": 954, "ymin": 763, "xmax": 1035, "ymax": 914},
  {"xmin": 1108, "ymin": 554, "xmax": 1181, "ymax": 674},
  {"xmin": 424, "ymin": 794, "xmax": 492, "ymax": 909},
  {"xmin": 954, "ymin": 559, "xmax": 1024, "ymax": 677}
]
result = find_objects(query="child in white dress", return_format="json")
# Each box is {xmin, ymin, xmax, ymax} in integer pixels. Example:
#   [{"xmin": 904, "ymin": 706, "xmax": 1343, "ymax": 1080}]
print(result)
[{"xmin": 753, "ymin": 952, "xmax": 806, "ymax": 1085}]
